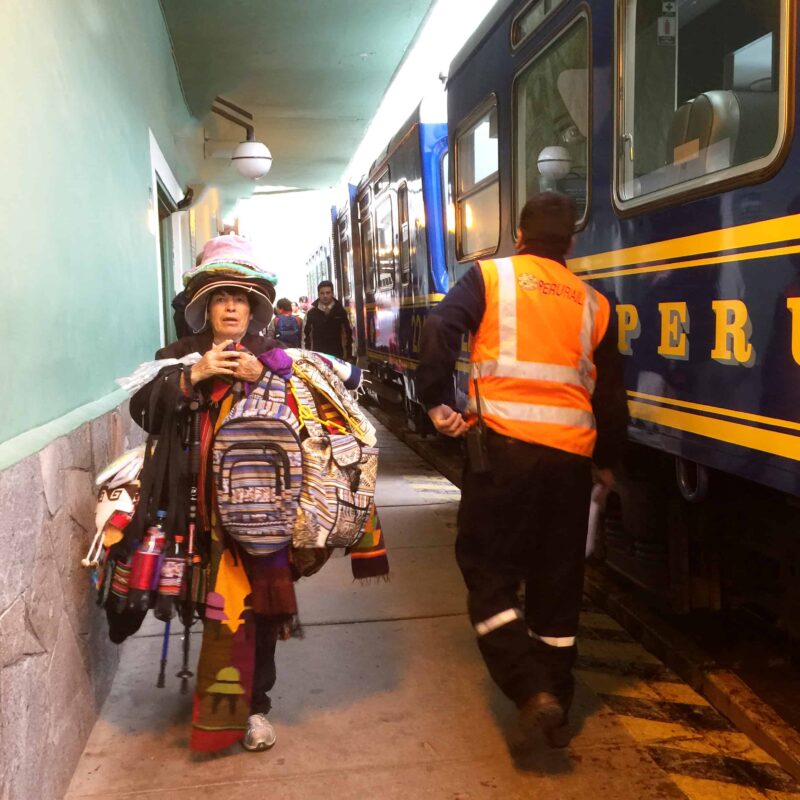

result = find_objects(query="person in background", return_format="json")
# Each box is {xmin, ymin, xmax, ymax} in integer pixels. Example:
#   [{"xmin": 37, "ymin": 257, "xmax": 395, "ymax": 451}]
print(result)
[
  {"xmin": 303, "ymin": 280, "xmax": 353, "ymax": 361},
  {"xmin": 297, "ymin": 295, "xmax": 311, "ymax": 317},
  {"xmin": 416, "ymin": 191, "xmax": 628, "ymax": 749},
  {"xmin": 267, "ymin": 297, "xmax": 303, "ymax": 347}
]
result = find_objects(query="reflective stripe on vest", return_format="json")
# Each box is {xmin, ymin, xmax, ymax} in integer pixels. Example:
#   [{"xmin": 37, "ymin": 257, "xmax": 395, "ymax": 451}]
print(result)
[{"xmin": 466, "ymin": 397, "xmax": 596, "ymax": 429}]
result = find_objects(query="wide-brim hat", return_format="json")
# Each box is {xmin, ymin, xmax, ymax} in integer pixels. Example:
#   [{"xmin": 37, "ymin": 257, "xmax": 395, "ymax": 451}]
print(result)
[
  {"xmin": 183, "ymin": 234, "xmax": 277, "ymax": 334},
  {"xmin": 185, "ymin": 278, "xmax": 274, "ymax": 334}
]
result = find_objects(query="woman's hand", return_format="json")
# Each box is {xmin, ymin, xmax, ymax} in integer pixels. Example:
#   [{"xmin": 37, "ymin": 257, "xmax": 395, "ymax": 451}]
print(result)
[
  {"xmin": 233, "ymin": 350, "xmax": 264, "ymax": 383},
  {"xmin": 190, "ymin": 340, "xmax": 241, "ymax": 385}
]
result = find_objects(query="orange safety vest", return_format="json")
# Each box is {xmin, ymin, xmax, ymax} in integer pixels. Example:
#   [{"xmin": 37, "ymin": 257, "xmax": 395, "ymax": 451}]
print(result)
[{"xmin": 467, "ymin": 254, "xmax": 610, "ymax": 458}]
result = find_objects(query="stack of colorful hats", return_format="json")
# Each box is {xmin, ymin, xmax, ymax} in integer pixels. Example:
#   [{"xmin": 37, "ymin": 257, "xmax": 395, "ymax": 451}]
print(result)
[{"xmin": 183, "ymin": 235, "xmax": 278, "ymax": 334}]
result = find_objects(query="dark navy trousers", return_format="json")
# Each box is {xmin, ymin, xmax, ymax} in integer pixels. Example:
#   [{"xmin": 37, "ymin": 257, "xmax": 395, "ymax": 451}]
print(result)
[{"xmin": 456, "ymin": 431, "xmax": 592, "ymax": 710}]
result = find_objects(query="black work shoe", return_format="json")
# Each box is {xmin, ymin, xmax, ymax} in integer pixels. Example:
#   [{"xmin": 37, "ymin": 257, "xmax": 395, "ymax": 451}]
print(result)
[
  {"xmin": 544, "ymin": 716, "xmax": 572, "ymax": 748},
  {"xmin": 518, "ymin": 691, "xmax": 564, "ymax": 740}
]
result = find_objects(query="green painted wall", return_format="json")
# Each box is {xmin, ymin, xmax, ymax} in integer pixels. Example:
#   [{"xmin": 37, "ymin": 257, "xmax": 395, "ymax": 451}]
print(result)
[{"xmin": 0, "ymin": 0, "xmax": 202, "ymax": 446}]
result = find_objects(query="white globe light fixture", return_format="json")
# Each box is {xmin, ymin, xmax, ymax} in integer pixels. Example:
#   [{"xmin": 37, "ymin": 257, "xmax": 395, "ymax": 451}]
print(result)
[
  {"xmin": 232, "ymin": 140, "xmax": 273, "ymax": 180},
  {"xmin": 537, "ymin": 145, "xmax": 572, "ymax": 180}
]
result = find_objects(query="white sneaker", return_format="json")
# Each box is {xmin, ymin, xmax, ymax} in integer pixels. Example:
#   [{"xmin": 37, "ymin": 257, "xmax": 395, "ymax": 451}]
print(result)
[{"xmin": 242, "ymin": 713, "xmax": 277, "ymax": 751}]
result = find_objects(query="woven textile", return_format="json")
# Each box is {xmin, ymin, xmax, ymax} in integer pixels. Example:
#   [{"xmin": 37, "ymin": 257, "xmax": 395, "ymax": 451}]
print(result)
[
  {"xmin": 291, "ymin": 377, "xmax": 378, "ymax": 548},
  {"xmin": 213, "ymin": 374, "xmax": 303, "ymax": 556}
]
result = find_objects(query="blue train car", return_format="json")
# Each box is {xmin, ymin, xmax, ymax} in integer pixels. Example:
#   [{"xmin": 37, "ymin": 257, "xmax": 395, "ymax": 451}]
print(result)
[
  {"xmin": 447, "ymin": 0, "xmax": 800, "ymax": 626},
  {"xmin": 347, "ymin": 105, "xmax": 450, "ymax": 425}
]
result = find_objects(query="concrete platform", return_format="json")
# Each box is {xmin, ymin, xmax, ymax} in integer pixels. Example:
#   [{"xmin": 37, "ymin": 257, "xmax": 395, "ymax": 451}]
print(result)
[{"xmin": 66, "ymin": 420, "xmax": 795, "ymax": 800}]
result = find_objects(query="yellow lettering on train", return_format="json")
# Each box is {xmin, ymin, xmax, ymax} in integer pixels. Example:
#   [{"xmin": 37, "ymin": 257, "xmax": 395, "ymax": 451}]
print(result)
[
  {"xmin": 787, "ymin": 298, "xmax": 800, "ymax": 365},
  {"xmin": 711, "ymin": 300, "xmax": 755, "ymax": 366},
  {"xmin": 657, "ymin": 302, "xmax": 689, "ymax": 360},
  {"xmin": 616, "ymin": 304, "xmax": 641, "ymax": 355}
]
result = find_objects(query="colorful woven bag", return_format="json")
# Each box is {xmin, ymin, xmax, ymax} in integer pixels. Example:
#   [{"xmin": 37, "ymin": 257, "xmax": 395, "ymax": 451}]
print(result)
[
  {"xmin": 212, "ymin": 373, "xmax": 303, "ymax": 555},
  {"xmin": 290, "ymin": 376, "xmax": 379, "ymax": 548}
]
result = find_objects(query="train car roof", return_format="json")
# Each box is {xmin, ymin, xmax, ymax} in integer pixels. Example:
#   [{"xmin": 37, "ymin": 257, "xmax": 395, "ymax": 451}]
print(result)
[{"xmin": 448, "ymin": 0, "xmax": 517, "ymax": 83}]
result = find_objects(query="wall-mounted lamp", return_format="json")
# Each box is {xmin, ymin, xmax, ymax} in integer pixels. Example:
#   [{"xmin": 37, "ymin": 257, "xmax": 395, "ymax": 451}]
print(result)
[{"xmin": 211, "ymin": 96, "xmax": 273, "ymax": 180}]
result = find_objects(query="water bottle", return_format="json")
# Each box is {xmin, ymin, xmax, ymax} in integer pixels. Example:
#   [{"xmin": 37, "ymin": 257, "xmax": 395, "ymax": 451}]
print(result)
[
  {"xmin": 126, "ymin": 511, "xmax": 167, "ymax": 613},
  {"xmin": 154, "ymin": 534, "xmax": 186, "ymax": 621}
]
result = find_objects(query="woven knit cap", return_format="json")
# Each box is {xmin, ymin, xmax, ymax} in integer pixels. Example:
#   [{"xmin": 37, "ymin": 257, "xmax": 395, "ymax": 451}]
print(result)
[{"xmin": 182, "ymin": 234, "xmax": 277, "ymax": 289}]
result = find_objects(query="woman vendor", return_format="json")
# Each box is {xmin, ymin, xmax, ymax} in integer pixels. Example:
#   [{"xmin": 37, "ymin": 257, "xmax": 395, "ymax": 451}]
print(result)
[{"xmin": 130, "ymin": 235, "xmax": 295, "ymax": 753}]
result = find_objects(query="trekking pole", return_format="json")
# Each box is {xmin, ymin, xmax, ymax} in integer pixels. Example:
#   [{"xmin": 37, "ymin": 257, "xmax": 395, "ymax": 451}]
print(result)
[
  {"xmin": 177, "ymin": 398, "xmax": 201, "ymax": 694},
  {"xmin": 156, "ymin": 619, "xmax": 170, "ymax": 688}
]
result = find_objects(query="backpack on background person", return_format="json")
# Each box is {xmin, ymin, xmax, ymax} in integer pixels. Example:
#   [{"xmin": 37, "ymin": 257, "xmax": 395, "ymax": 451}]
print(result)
[{"xmin": 274, "ymin": 314, "xmax": 302, "ymax": 347}]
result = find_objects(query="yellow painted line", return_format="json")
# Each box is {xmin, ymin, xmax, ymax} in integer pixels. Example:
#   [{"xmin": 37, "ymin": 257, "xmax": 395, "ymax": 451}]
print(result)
[
  {"xmin": 575, "ymin": 669, "xmax": 661, "ymax": 701},
  {"xmin": 581, "ymin": 243, "xmax": 800, "ymax": 281},
  {"xmin": 567, "ymin": 213, "xmax": 800, "ymax": 274},
  {"xmin": 579, "ymin": 611, "xmax": 627, "ymax": 631},
  {"xmin": 649, "ymin": 682, "xmax": 709, "ymax": 707},
  {"xmin": 614, "ymin": 714, "xmax": 701, "ymax": 745},
  {"xmin": 398, "ymin": 293, "xmax": 445, "ymax": 307},
  {"xmin": 579, "ymin": 638, "xmax": 663, "ymax": 664},
  {"xmin": 629, "ymin": 401, "xmax": 800, "ymax": 462},
  {"xmin": 628, "ymin": 392, "xmax": 800, "ymax": 434},
  {"xmin": 669, "ymin": 773, "xmax": 787, "ymax": 800}
]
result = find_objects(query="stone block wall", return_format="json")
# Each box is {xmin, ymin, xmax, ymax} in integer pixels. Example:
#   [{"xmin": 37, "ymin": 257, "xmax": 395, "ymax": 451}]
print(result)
[{"xmin": 0, "ymin": 404, "xmax": 143, "ymax": 800}]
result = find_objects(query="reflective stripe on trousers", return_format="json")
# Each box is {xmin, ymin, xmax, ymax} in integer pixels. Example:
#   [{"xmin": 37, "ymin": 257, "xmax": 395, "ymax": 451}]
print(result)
[{"xmin": 474, "ymin": 608, "xmax": 522, "ymax": 636}]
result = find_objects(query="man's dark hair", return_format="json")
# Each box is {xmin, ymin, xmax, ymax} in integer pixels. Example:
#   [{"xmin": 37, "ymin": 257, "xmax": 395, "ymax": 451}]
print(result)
[
  {"xmin": 317, "ymin": 280, "xmax": 334, "ymax": 292},
  {"xmin": 276, "ymin": 297, "xmax": 293, "ymax": 312},
  {"xmin": 518, "ymin": 191, "xmax": 576, "ymax": 257}
]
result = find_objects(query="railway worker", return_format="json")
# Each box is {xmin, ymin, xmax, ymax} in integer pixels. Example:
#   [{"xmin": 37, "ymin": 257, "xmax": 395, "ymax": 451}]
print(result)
[
  {"xmin": 303, "ymin": 280, "xmax": 353, "ymax": 360},
  {"xmin": 417, "ymin": 191, "xmax": 628, "ymax": 747}
]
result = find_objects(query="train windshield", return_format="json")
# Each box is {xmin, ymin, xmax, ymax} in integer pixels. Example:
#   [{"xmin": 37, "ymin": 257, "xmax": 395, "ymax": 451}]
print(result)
[
  {"xmin": 514, "ymin": 15, "xmax": 589, "ymax": 224},
  {"xmin": 618, "ymin": 0, "xmax": 784, "ymax": 202}
]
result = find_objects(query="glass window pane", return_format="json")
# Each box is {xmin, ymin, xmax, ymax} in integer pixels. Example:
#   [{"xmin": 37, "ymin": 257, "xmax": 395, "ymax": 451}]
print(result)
[
  {"xmin": 460, "ymin": 182, "xmax": 500, "ymax": 256},
  {"xmin": 619, "ymin": 0, "xmax": 782, "ymax": 201},
  {"xmin": 338, "ymin": 220, "xmax": 351, "ymax": 299},
  {"xmin": 512, "ymin": 0, "xmax": 567, "ymax": 47},
  {"xmin": 375, "ymin": 198, "xmax": 395, "ymax": 291},
  {"xmin": 398, "ymin": 185, "xmax": 411, "ymax": 285},
  {"xmin": 457, "ymin": 107, "xmax": 499, "ymax": 194},
  {"xmin": 360, "ymin": 217, "xmax": 375, "ymax": 294},
  {"xmin": 515, "ymin": 17, "xmax": 588, "ymax": 221}
]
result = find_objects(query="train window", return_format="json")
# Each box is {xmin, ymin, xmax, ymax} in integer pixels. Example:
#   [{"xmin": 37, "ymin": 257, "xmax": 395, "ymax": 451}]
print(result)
[
  {"xmin": 337, "ymin": 218, "xmax": 352, "ymax": 300},
  {"xmin": 512, "ymin": 0, "xmax": 567, "ymax": 48},
  {"xmin": 617, "ymin": 0, "xmax": 786, "ymax": 206},
  {"xmin": 397, "ymin": 183, "xmax": 411, "ymax": 286},
  {"xmin": 455, "ymin": 100, "xmax": 500, "ymax": 259},
  {"xmin": 514, "ymin": 14, "xmax": 589, "ymax": 225},
  {"xmin": 374, "ymin": 196, "xmax": 396, "ymax": 291},
  {"xmin": 360, "ymin": 216, "xmax": 376, "ymax": 295},
  {"xmin": 442, "ymin": 151, "xmax": 459, "ymax": 281}
]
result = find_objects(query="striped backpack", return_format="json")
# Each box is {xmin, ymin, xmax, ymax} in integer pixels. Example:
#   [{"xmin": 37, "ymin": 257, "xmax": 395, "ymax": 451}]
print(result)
[{"xmin": 212, "ymin": 374, "xmax": 303, "ymax": 556}]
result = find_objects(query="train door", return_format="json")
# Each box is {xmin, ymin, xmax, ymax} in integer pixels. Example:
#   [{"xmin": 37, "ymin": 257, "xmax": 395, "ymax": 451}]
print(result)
[
  {"xmin": 397, "ymin": 182, "xmax": 413, "ymax": 303},
  {"xmin": 372, "ymin": 185, "xmax": 397, "ymax": 351},
  {"xmin": 358, "ymin": 189, "xmax": 376, "ymax": 351},
  {"xmin": 336, "ymin": 212, "xmax": 359, "ymax": 357}
]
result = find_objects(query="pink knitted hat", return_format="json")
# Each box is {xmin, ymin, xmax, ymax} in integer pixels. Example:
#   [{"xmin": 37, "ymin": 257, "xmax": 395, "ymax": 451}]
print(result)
[{"xmin": 182, "ymin": 234, "xmax": 277, "ymax": 288}]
